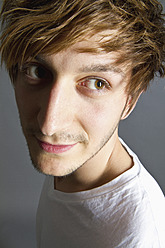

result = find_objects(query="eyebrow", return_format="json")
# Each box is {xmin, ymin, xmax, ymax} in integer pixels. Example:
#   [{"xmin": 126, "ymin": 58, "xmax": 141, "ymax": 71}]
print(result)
[
  {"xmin": 78, "ymin": 64, "xmax": 125, "ymax": 77},
  {"xmin": 35, "ymin": 55, "xmax": 125, "ymax": 78},
  {"xmin": 35, "ymin": 55, "xmax": 50, "ymax": 66}
]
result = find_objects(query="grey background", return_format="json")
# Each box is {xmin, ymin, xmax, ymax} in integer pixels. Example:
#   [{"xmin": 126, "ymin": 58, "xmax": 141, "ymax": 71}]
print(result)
[{"xmin": 0, "ymin": 0, "xmax": 165, "ymax": 247}]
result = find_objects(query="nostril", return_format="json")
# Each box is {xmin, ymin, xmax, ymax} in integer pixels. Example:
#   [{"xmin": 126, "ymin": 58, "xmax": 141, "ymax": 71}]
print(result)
[{"xmin": 37, "ymin": 110, "xmax": 56, "ymax": 137}]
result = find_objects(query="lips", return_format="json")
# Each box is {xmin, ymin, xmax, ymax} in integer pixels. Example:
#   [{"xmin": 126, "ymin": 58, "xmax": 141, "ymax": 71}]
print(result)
[{"xmin": 37, "ymin": 139, "xmax": 77, "ymax": 154}]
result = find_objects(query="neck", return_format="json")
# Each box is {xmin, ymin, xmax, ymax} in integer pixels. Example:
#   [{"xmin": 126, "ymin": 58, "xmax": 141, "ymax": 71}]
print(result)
[{"xmin": 54, "ymin": 137, "xmax": 133, "ymax": 193}]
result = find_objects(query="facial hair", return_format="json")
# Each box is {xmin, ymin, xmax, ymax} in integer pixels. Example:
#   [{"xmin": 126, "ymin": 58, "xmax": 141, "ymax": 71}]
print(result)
[
  {"xmin": 20, "ymin": 103, "xmax": 127, "ymax": 177},
  {"xmin": 23, "ymin": 119, "xmax": 118, "ymax": 177}
]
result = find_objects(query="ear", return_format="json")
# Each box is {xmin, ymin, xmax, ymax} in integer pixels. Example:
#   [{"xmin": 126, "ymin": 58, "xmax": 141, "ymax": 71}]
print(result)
[{"xmin": 121, "ymin": 91, "xmax": 143, "ymax": 120}]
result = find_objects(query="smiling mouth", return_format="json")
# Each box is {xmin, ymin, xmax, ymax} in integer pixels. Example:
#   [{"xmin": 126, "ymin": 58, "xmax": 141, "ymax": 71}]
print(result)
[{"xmin": 37, "ymin": 139, "xmax": 77, "ymax": 154}]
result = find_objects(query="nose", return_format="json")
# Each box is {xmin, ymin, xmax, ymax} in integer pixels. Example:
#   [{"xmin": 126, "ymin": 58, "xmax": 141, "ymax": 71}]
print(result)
[{"xmin": 37, "ymin": 81, "xmax": 75, "ymax": 136}]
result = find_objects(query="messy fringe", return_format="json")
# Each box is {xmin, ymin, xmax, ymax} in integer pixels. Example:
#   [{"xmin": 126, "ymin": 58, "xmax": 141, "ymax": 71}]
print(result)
[{"xmin": 0, "ymin": 0, "xmax": 165, "ymax": 105}]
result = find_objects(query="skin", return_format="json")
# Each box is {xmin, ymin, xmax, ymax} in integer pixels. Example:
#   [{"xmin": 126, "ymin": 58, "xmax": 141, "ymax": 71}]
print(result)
[{"xmin": 14, "ymin": 38, "xmax": 134, "ymax": 193}]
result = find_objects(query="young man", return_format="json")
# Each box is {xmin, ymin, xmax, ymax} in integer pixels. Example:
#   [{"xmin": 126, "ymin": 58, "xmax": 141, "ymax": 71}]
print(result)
[{"xmin": 0, "ymin": 0, "xmax": 165, "ymax": 247}]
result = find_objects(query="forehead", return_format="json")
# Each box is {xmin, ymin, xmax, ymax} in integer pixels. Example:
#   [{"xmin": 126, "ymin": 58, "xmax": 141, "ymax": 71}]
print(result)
[
  {"xmin": 22, "ymin": 30, "xmax": 131, "ymax": 77},
  {"xmin": 38, "ymin": 35, "xmax": 130, "ymax": 77},
  {"xmin": 33, "ymin": 41, "xmax": 132, "ymax": 93}
]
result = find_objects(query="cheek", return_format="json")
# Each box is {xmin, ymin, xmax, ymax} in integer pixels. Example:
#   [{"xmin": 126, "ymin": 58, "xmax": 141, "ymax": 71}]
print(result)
[
  {"xmin": 15, "ymin": 85, "xmax": 38, "ymax": 122},
  {"xmin": 78, "ymin": 98, "xmax": 124, "ymax": 137}
]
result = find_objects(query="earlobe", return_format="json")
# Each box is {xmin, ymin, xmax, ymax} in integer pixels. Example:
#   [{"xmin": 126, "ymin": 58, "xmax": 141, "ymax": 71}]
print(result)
[{"xmin": 121, "ymin": 92, "xmax": 143, "ymax": 120}]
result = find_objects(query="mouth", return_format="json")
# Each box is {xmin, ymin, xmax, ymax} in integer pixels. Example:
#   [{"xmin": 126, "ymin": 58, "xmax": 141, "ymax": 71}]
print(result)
[{"xmin": 37, "ymin": 139, "xmax": 78, "ymax": 154}]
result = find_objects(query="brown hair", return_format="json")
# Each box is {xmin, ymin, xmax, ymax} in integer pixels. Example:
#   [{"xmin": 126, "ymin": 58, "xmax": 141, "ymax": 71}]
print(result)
[{"xmin": 0, "ymin": 0, "xmax": 165, "ymax": 106}]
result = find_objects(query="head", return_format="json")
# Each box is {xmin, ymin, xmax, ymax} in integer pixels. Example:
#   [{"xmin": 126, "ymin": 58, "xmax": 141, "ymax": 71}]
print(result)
[
  {"xmin": 1, "ymin": 0, "xmax": 165, "ymax": 105},
  {"xmin": 0, "ymin": 0, "xmax": 165, "ymax": 177}
]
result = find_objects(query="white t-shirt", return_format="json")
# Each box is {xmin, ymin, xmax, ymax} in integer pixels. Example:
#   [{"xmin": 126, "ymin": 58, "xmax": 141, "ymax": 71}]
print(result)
[{"xmin": 36, "ymin": 140, "xmax": 165, "ymax": 248}]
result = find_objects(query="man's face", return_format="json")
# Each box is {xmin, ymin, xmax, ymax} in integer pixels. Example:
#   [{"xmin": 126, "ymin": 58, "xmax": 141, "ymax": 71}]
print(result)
[{"xmin": 14, "ymin": 39, "xmax": 131, "ymax": 177}]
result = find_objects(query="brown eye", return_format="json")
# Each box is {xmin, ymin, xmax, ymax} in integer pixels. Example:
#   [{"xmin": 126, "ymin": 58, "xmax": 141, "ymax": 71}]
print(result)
[
  {"xmin": 26, "ymin": 65, "xmax": 47, "ymax": 79},
  {"xmin": 79, "ymin": 78, "xmax": 110, "ymax": 90},
  {"xmin": 21, "ymin": 63, "xmax": 52, "ymax": 85},
  {"xmin": 94, "ymin": 79, "xmax": 105, "ymax": 89}
]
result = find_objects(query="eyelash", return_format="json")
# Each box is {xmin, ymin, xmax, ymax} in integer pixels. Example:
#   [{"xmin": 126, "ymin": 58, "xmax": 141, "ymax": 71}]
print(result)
[
  {"xmin": 19, "ymin": 63, "xmax": 111, "ymax": 95},
  {"xmin": 77, "ymin": 77, "xmax": 111, "ymax": 96},
  {"xmin": 20, "ymin": 63, "xmax": 51, "ymax": 84}
]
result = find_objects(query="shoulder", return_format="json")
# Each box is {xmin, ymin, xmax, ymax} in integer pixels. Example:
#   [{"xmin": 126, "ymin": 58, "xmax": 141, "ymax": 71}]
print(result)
[{"xmin": 112, "ymin": 139, "xmax": 165, "ymax": 247}]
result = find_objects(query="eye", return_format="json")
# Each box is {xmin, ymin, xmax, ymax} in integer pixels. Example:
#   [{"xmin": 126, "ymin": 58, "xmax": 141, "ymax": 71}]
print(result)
[
  {"xmin": 20, "ymin": 63, "xmax": 52, "ymax": 84},
  {"xmin": 27, "ymin": 65, "xmax": 46, "ymax": 79},
  {"xmin": 78, "ymin": 77, "xmax": 110, "ymax": 91}
]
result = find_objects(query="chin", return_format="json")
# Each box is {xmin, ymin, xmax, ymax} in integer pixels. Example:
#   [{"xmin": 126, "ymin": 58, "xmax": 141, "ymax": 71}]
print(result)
[{"xmin": 30, "ymin": 155, "xmax": 80, "ymax": 177}]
